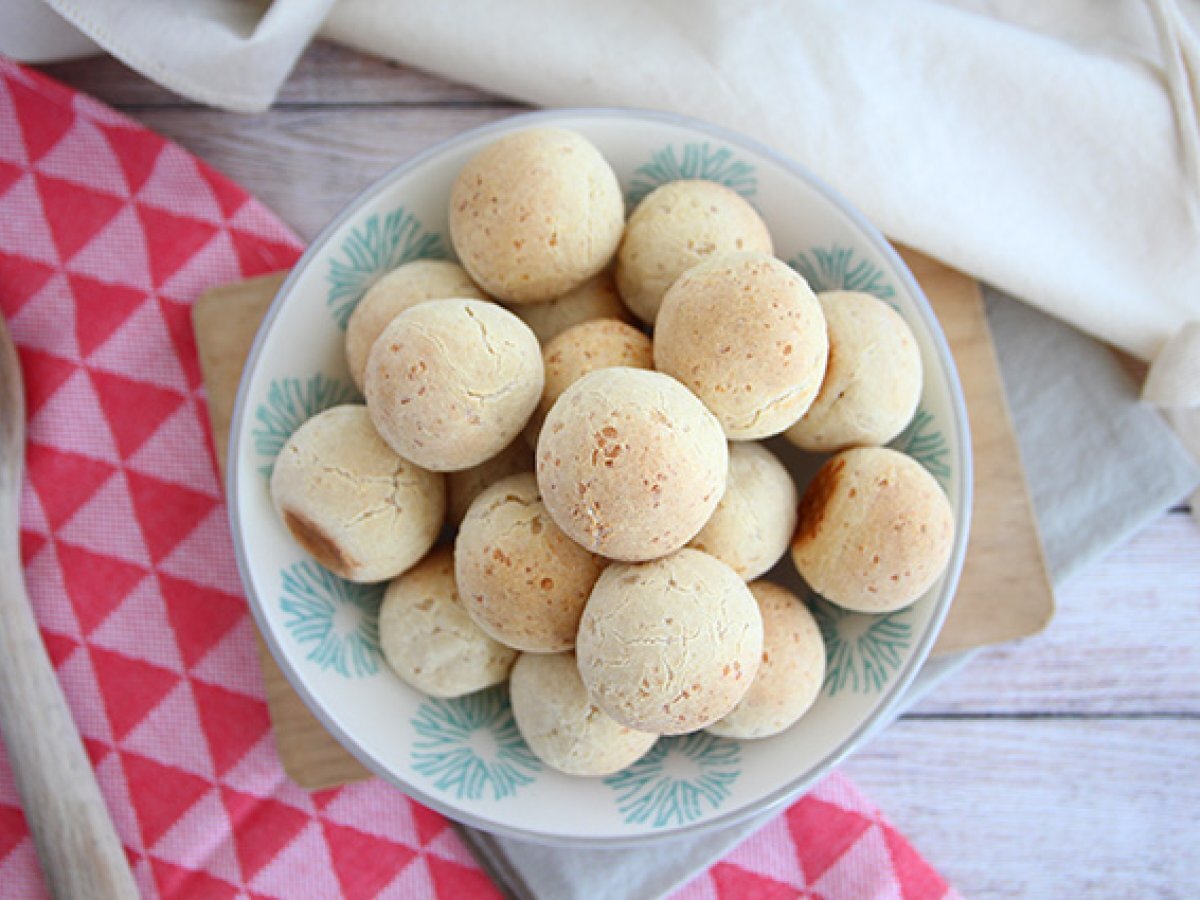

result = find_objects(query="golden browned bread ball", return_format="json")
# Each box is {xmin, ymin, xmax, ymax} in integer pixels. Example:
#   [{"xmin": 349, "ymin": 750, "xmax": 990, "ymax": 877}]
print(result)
[
  {"xmin": 379, "ymin": 548, "xmax": 517, "ymax": 698},
  {"xmin": 536, "ymin": 368, "xmax": 728, "ymax": 561},
  {"xmin": 786, "ymin": 291, "xmax": 923, "ymax": 452},
  {"xmin": 508, "ymin": 270, "xmax": 633, "ymax": 344},
  {"xmin": 791, "ymin": 448, "xmax": 955, "ymax": 613},
  {"xmin": 455, "ymin": 473, "xmax": 605, "ymax": 653},
  {"xmin": 509, "ymin": 652, "xmax": 657, "ymax": 775},
  {"xmin": 576, "ymin": 549, "xmax": 763, "ymax": 734},
  {"xmin": 449, "ymin": 128, "xmax": 624, "ymax": 303},
  {"xmin": 689, "ymin": 442, "xmax": 797, "ymax": 580},
  {"xmin": 444, "ymin": 438, "xmax": 534, "ymax": 526},
  {"xmin": 345, "ymin": 260, "xmax": 486, "ymax": 391},
  {"xmin": 269, "ymin": 405, "xmax": 444, "ymax": 583},
  {"xmin": 707, "ymin": 581, "xmax": 824, "ymax": 739},
  {"xmin": 616, "ymin": 180, "xmax": 773, "ymax": 325},
  {"xmin": 525, "ymin": 318, "xmax": 653, "ymax": 447},
  {"xmin": 654, "ymin": 252, "xmax": 828, "ymax": 440},
  {"xmin": 363, "ymin": 299, "xmax": 543, "ymax": 472}
]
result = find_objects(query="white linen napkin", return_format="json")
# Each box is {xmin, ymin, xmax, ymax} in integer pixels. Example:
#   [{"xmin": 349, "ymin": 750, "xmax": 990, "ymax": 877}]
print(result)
[
  {"xmin": 4, "ymin": 0, "xmax": 1199, "ymax": 365},
  {"xmin": 322, "ymin": 0, "xmax": 1200, "ymax": 363},
  {"xmin": 1143, "ymin": 322, "xmax": 1200, "ymax": 522},
  {"xmin": 17, "ymin": 0, "xmax": 335, "ymax": 111}
]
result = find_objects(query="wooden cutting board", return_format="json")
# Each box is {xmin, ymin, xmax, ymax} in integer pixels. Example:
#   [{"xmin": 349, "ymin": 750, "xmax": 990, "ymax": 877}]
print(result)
[{"xmin": 193, "ymin": 247, "xmax": 1053, "ymax": 790}]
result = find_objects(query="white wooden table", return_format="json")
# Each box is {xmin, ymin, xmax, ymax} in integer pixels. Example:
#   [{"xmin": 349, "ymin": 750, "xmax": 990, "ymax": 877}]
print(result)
[{"xmin": 40, "ymin": 44, "xmax": 1200, "ymax": 899}]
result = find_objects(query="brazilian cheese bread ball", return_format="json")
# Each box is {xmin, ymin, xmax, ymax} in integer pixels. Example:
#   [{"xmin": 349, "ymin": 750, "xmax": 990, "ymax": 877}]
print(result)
[
  {"xmin": 707, "ymin": 581, "xmax": 825, "ymax": 739},
  {"xmin": 444, "ymin": 438, "xmax": 534, "ymax": 526},
  {"xmin": 510, "ymin": 652, "xmax": 658, "ymax": 776},
  {"xmin": 509, "ymin": 270, "xmax": 633, "ymax": 344},
  {"xmin": 344, "ymin": 259, "xmax": 487, "ymax": 391},
  {"xmin": 449, "ymin": 127, "xmax": 625, "ymax": 303},
  {"xmin": 379, "ymin": 547, "xmax": 517, "ymax": 698},
  {"xmin": 792, "ymin": 448, "xmax": 955, "ymax": 613},
  {"xmin": 616, "ymin": 180, "xmax": 773, "ymax": 325},
  {"xmin": 455, "ymin": 473, "xmax": 605, "ymax": 652},
  {"xmin": 689, "ymin": 442, "xmax": 797, "ymax": 580},
  {"xmin": 654, "ymin": 252, "xmax": 828, "ymax": 440},
  {"xmin": 525, "ymin": 318, "xmax": 654, "ymax": 447},
  {"xmin": 536, "ymin": 367, "xmax": 728, "ymax": 561},
  {"xmin": 786, "ymin": 291, "xmax": 923, "ymax": 452},
  {"xmin": 576, "ymin": 549, "xmax": 763, "ymax": 734},
  {"xmin": 270, "ymin": 405, "xmax": 444, "ymax": 583},
  {"xmin": 364, "ymin": 299, "xmax": 543, "ymax": 472}
]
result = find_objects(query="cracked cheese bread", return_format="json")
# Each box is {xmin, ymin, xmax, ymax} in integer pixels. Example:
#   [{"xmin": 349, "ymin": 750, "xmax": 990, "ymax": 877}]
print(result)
[
  {"xmin": 269, "ymin": 405, "xmax": 444, "ymax": 583},
  {"xmin": 364, "ymin": 298, "xmax": 543, "ymax": 472}
]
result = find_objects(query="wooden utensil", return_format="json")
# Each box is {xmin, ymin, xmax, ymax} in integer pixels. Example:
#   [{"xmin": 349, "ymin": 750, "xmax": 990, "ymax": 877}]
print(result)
[{"xmin": 0, "ymin": 317, "xmax": 138, "ymax": 899}]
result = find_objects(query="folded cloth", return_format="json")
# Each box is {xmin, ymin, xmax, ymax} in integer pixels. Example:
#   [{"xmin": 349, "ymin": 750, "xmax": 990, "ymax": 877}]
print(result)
[
  {"xmin": 0, "ymin": 58, "xmax": 958, "ymax": 900},
  {"xmin": 6, "ymin": 0, "xmax": 1199, "ymax": 362},
  {"xmin": 1141, "ymin": 322, "xmax": 1200, "ymax": 524},
  {"xmin": 456, "ymin": 289, "xmax": 1200, "ymax": 900},
  {"xmin": 323, "ymin": 0, "xmax": 1200, "ymax": 362},
  {"xmin": 0, "ymin": 0, "xmax": 99, "ymax": 63},
  {"xmin": 985, "ymin": 288, "xmax": 1200, "ymax": 582},
  {"xmin": 21, "ymin": 0, "xmax": 335, "ymax": 111}
]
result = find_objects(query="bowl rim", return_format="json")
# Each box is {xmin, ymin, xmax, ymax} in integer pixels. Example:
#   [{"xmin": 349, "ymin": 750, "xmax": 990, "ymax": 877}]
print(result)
[{"xmin": 227, "ymin": 106, "xmax": 973, "ymax": 847}]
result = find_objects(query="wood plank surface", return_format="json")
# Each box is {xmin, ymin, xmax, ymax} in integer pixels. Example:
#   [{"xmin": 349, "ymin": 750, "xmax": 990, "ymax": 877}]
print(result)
[
  {"xmin": 33, "ymin": 42, "xmax": 1200, "ymax": 899},
  {"xmin": 914, "ymin": 512, "xmax": 1200, "ymax": 716},
  {"xmin": 842, "ymin": 717, "xmax": 1200, "ymax": 897}
]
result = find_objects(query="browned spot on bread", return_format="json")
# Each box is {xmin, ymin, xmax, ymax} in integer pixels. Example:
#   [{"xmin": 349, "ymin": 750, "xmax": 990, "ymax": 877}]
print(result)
[
  {"xmin": 794, "ymin": 456, "xmax": 846, "ymax": 545},
  {"xmin": 283, "ymin": 510, "xmax": 355, "ymax": 576}
]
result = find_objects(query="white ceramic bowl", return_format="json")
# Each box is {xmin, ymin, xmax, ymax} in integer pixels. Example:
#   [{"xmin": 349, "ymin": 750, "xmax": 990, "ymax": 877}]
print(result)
[{"xmin": 228, "ymin": 109, "xmax": 972, "ymax": 846}]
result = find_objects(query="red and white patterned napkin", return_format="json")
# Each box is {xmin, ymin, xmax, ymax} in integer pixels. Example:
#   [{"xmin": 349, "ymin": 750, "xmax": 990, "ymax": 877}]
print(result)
[{"xmin": 0, "ymin": 57, "xmax": 956, "ymax": 899}]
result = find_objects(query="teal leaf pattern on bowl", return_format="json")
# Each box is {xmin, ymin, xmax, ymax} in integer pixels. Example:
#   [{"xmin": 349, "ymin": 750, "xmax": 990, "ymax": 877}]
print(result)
[
  {"xmin": 789, "ymin": 246, "xmax": 896, "ymax": 301},
  {"xmin": 326, "ymin": 207, "xmax": 447, "ymax": 328},
  {"xmin": 279, "ymin": 561, "xmax": 382, "ymax": 678},
  {"xmin": 627, "ymin": 143, "xmax": 757, "ymax": 207},
  {"xmin": 253, "ymin": 374, "xmax": 359, "ymax": 477},
  {"xmin": 810, "ymin": 597, "xmax": 913, "ymax": 696},
  {"xmin": 411, "ymin": 687, "xmax": 541, "ymax": 801},
  {"xmin": 604, "ymin": 732, "xmax": 741, "ymax": 827},
  {"xmin": 891, "ymin": 407, "xmax": 951, "ymax": 484}
]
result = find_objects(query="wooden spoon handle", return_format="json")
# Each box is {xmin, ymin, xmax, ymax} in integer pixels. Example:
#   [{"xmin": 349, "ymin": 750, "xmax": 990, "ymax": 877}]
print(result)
[{"xmin": 0, "ymin": 539, "xmax": 139, "ymax": 899}]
